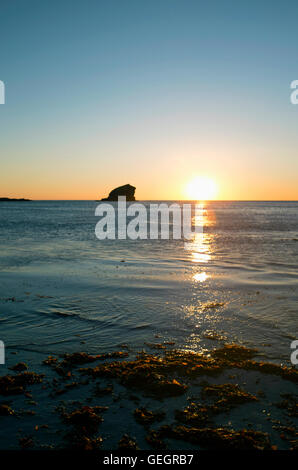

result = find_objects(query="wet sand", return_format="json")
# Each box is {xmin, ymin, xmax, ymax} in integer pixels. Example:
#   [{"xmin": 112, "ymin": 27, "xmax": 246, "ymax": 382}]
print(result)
[{"xmin": 0, "ymin": 341, "xmax": 297, "ymax": 450}]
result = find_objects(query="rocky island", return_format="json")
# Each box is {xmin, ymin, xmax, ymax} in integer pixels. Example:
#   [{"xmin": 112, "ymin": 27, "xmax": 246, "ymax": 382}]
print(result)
[
  {"xmin": 0, "ymin": 197, "xmax": 31, "ymax": 201},
  {"xmin": 100, "ymin": 184, "xmax": 136, "ymax": 201}
]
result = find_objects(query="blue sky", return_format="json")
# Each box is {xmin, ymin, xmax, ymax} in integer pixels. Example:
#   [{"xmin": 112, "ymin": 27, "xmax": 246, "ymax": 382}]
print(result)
[{"xmin": 0, "ymin": 0, "xmax": 297, "ymax": 199}]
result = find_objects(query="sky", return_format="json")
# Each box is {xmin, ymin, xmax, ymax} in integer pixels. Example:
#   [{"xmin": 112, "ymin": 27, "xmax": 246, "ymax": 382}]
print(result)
[{"xmin": 0, "ymin": 0, "xmax": 297, "ymax": 200}]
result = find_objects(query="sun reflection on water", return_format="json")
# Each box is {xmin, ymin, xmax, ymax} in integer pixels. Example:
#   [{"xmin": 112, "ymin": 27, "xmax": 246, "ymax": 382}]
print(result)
[
  {"xmin": 193, "ymin": 272, "xmax": 209, "ymax": 282},
  {"xmin": 184, "ymin": 204, "xmax": 214, "ymax": 282}
]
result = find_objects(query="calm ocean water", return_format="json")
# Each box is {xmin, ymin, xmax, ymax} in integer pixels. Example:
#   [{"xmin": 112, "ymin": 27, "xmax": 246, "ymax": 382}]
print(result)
[{"xmin": 0, "ymin": 201, "xmax": 297, "ymax": 365}]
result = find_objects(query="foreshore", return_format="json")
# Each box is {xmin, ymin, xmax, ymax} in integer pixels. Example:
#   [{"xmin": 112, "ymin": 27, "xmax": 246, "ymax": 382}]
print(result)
[{"xmin": 0, "ymin": 342, "xmax": 297, "ymax": 450}]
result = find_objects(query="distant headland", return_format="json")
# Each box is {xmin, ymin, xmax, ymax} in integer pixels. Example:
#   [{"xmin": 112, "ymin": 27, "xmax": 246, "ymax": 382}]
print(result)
[
  {"xmin": 0, "ymin": 197, "xmax": 31, "ymax": 202},
  {"xmin": 100, "ymin": 184, "xmax": 136, "ymax": 202}
]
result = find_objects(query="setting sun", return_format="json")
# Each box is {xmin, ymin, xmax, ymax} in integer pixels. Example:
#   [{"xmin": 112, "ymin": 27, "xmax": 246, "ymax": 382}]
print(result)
[{"xmin": 185, "ymin": 177, "xmax": 218, "ymax": 201}]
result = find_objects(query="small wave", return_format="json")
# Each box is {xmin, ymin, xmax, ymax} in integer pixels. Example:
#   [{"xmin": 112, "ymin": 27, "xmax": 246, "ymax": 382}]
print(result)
[{"xmin": 130, "ymin": 323, "xmax": 152, "ymax": 330}]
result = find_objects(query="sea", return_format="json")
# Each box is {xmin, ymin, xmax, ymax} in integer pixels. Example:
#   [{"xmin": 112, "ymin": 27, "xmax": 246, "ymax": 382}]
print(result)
[{"xmin": 0, "ymin": 200, "xmax": 297, "ymax": 366}]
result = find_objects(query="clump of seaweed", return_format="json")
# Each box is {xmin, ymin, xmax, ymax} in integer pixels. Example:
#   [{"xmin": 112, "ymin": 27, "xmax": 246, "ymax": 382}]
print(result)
[
  {"xmin": 146, "ymin": 429, "xmax": 166, "ymax": 449},
  {"xmin": 144, "ymin": 342, "xmax": 167, "ymax": 350},
  {"xmin": 65, "ymin": 433, "xmax": 103, "ymax": 450},
  {"xmin": 211, "ymin": 344, "xmax": 258, "ymax": 362},
  {"xmin": 175, "ymin": 403, "xmax": 211, "ymax": 427},
  {"xmin": 45, "ymin": 351, "xmax": 129, "ymax": 377},
  {"xmin": 134, "ymin": 407, "xmax": 165, "ymax": 425},
  {"xmin": 9, "ymin": 362, "xmax": 28, "ymax": 372},
  {"xmin": 174, "ymin": 383, "xmax": 258, "ymax": 426},
  {"xmin": 0, "ymin": 372, "xmax": 44, "ymax": 396},
  {"xmin": 60, "ymin": 351, "xmax": 127, "ymax": 368},
  {"xmin": 118, "ymin": 434, "xmax": 139, "ymax": 450},
  {"xmin": 42, "ymin": 356, "xmax": 58, "ymax": 366},
  {"xmin": 61, "ymin": 405, "xmax": 107, "ymax": 434},
  {"xmin": 210, "ymin": 345, "xmax": 298, "ymax": 383},
  {"xmin": 59, "ymin": 403, "xmax": 108, "ymax": 448},
  {"xmin": 275, "ymin": 393, "xmax": 298, "ymax": 418},
  {"xmin": 237, "ymin": 361, "xmax": 298, "ymax": 382},
  {"xmin": 200, "ymin": 383, "xmax": 258, "ymax": 412},
  {"xmin": 61, "ymin": 351, "xmax": 128, "ymax": 368},
  {"xmin": 19, "ymin": 436, "xmax": 34, "ymax": 449},
  {"xmin": 0, "ymin": 404, "xmax": 15, "ymax": 416},
  {"xmin": 79, "ymin": 346, "xmax": 298, "ymax": 403},
  {"xmin": 152, "ymin": 424, "xmax": 271, "ymax": 450},
  {"xmin": 80, "ymin": 354, "xmax": 188, "ymax": 397},
  {"xmin": 163, "ymin": 350, "xmax": 221, "ymax": 377}
]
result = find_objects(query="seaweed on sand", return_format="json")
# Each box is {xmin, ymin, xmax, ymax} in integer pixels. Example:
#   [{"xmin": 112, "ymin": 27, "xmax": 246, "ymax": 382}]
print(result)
[
  {"xmin": 79, "ymin": 345, "xmax": 298, "ymax": 402},
  {"xmin": 200, "ymin": 383, "xmax": 258, "ymax": 410},
  {"xmin": 61, "ymin": 405, "xmax": 107, "ymax": 434},
  {"xmin": 146, "ymin": 430, "xmax": 167, "ymax": 449},
  {"xmin": 64, "ymin": 433, "xmax": 103, "ymax": 450},
  {"xmin": 80, "ymin": 354, "xmax": 188, "ymax": 397},
  {"xmin": 79, "ymin": 349, "xmax": 222, "ymax": 394},
  {"xmin": 60, "ymin": 351, "xmax": 128, "ymax": 368},
  {"xmin": 0, "ymin": 372, "xmax": 44, "ymax": 396},
  {"xmin": 175, "ymin": 383, "xmax": 258, "ymax": 426},
  {"xmin": 0, "ymin": 404, "xmax": 15, "ymax": 416},
  {"xmin": 150, "ymin": 425, "xmax": 271, "ymax": 450},
  {"xmin": 9, "ymin": 362, "xmax": 28, "ymax": 372},
  {"xmin": 42, "ymin": 356, "xmax": 58, "ymax": 366},
  {"xmin": 118, "ymin": 434, "xmax": 139, "ymax": 450},
  {"xmin": 238, "ymin": 361, "xmax": 298, "ymax": 382},
  {"xmin": 43, "ymin": 351, "xmax": 129, "ymax": 376},
  {"xmin": 19, "ymin": 436, "xmax": 34, "ymax": 449},
  {"xmin": 175, "ymin": 403, "xmax": 211, "ymax": 427},
  {"xmin": 210, "ymin": 345, "xmax": 298, "ymax": 382},
  {"xmin": 76, "ymin": 436, "xmax": 104, "ymax": 450},
  {"xmin": 134, "ymin": 407, "xmax": 165, "ymax": 425},
  {"xmin": 3, "ymin": 343, "xmax": 296, "ymax": 450},
  {"xmin": 144, "ymin": 342, "xmax": 167, "ymax": 350},
  {"xmin": 210, "ymin": 344, "xmax": 258, "ymax": 362},
  {"xmin": 274, "ymin": 393, "xmax": 298, "ymax": 418},
  {"xmin": 58, "ymin": 404, "xmax": 108, "ymax": 448}
]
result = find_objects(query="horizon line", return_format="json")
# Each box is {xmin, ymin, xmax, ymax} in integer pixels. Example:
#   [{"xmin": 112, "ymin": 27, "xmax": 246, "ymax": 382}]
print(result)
[{"xmin": 4, "ymin": 199, "xmax": 298, "ymax": 202}]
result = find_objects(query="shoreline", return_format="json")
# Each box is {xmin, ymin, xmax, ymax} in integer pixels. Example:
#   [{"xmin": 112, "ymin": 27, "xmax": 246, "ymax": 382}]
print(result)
[{"xmin": 0, "ymin": 342, "xmax": 297, "ymax": 451}]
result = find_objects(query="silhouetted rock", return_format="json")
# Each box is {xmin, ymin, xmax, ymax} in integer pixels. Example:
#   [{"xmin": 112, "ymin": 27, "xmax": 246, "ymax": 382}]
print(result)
[
  {"xmin": 101, "ymin": 184, "xmax": 136, "ymax": 201},
  {"xmin": 0, "ymin": 197, "xmax": 31, "ymax": 201}
]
